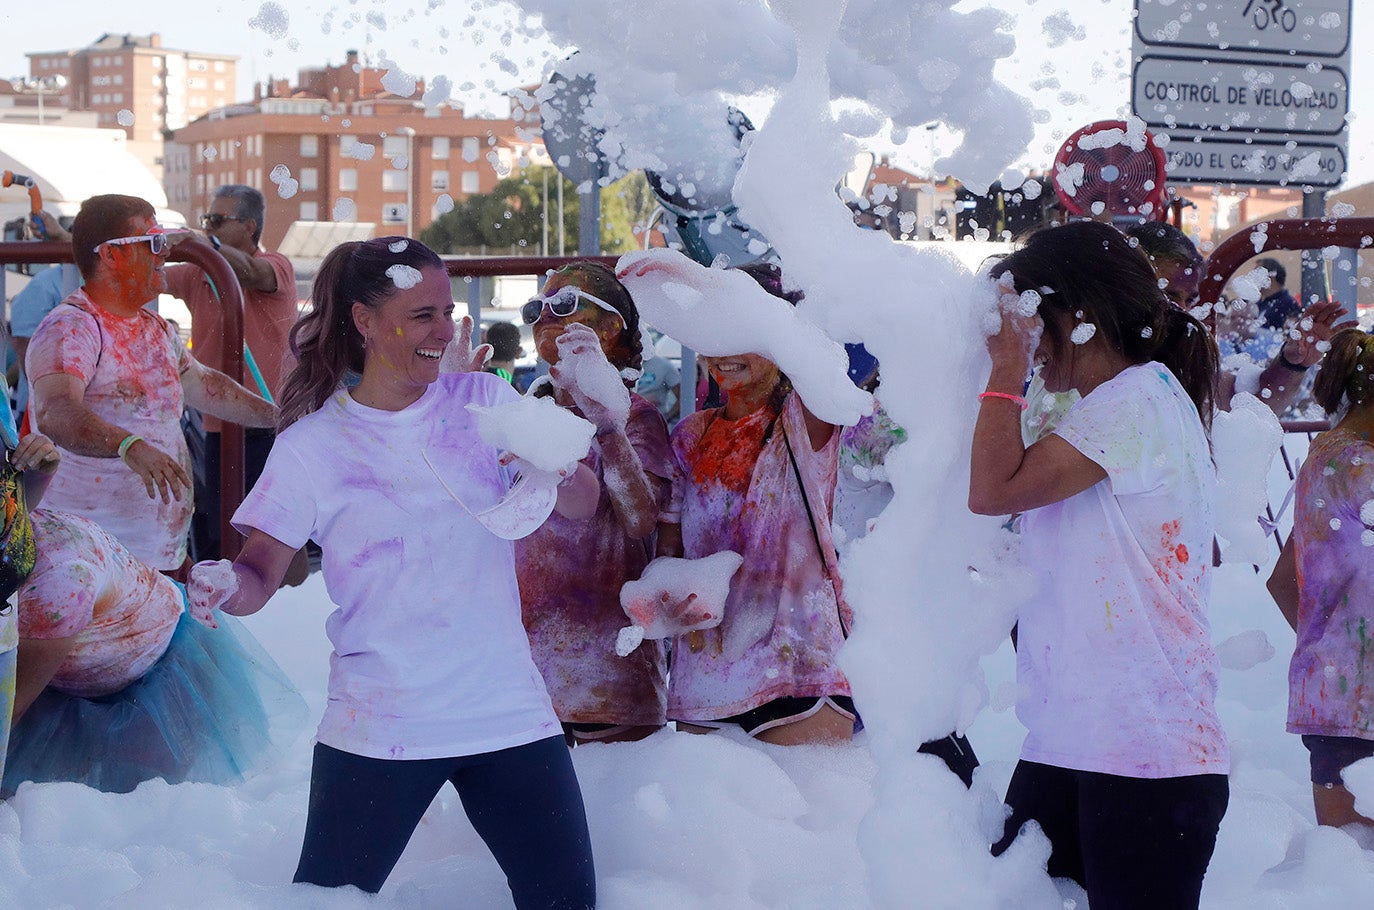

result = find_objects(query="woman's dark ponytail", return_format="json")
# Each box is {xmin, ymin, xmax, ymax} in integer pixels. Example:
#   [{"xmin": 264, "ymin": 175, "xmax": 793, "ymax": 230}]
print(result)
[{"xmin": 1156, "ymin": 306, "xmax": 1218, "ymax": 430}]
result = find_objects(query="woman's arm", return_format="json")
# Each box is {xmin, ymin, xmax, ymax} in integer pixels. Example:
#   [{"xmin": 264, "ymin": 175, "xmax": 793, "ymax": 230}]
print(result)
[
  {"xmin": 799, "ymin": 401, "xmax": 838, "ymax": 452},
  {"xmin": 13, "ymin": 433, "xmax": 61, "ymax": 508},
  {"xmin": 190, "ymin": 528, "xmax": 299, "ymax": 619},
  {"xmin": 13, "ymin": 634, "xmax": 79, "ymax": 723},
  {"xmin": 1267, "ymin": 534, "xmax": 1300, "ymax": 632},
  {"xmin": 969, "ymin": 308, "xmax": 1106, "ymax": 515},
  {"xmin": 656, "ymin": 521, "xmax": 684, "ymax": 558},
  {"xmin": 597, "ymin": 428, "xmax": 664, "ymax": 539},
  {"xmin": 553, "ymin": 462, "xmax": 600, "ymax": 520}
]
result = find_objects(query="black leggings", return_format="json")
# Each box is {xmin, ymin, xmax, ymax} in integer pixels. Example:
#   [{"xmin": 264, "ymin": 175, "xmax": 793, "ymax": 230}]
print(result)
[
  {"xmin": 991, "ymin": 760, "xmax": 1228, "ymax": 910},
  {"xmin": 295, "ymin": 736, "xmax": 596, "ymax": 908}
]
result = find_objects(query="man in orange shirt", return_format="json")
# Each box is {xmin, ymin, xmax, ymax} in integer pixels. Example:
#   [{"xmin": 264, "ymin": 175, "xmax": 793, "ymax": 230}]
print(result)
[{"xmin": 165, "ymin": 185, "xmax": 298, "ymax": 561}]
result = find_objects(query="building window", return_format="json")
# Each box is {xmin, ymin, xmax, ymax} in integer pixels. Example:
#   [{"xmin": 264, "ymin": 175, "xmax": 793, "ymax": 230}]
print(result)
[
  {"xmin": 339, "ymin": 169, "xmax": 357, "ymax": 192},
  {"xmin": 382, "ymin": 203, "xmax": 408, "ymax": 224},
  {"xmin": 112, "ymin": 55, "xmax": 122, "ymax": 66},
  {"xmin": 382, "ymin": 136, "xmax": 408, "ymax": 158},
  {"xmin": 300, "ymin": 167, "xmax": 318, "ymax": 191},
  {"xmin": 195, "ymin": 174, "xmax": 204, "ymax": 195},
  {"xmin": 462, "ymin": 137, "xmax": 479, "ymax": 162},
  {"xmin": 40, "ymin": 59, "xmax": 49, "ymax": 70},
  {"xmin": 300, "ymin": 135, "xmax": 318, "ymax": 157},
  {"xmin": 431, "ymin": 171, "xmax": 449, "ymax": 191},
  {"xmin": 214, "ymin": 79, "xmax": 225, "ymax": 91},
  {"xmin": 214, "ymin": 61, "xmax": 226, "ymax": 73},
  {"xmin": 300, "ymin": 201, "xmax": 319, "ymax": 220},
  {"xmin": 339, "ymin": 135, "xmax": 357, "ymax": 157},
  {"xmin": 382, "ymin": 170, "xmax": 407, "ymax": 192},
  {"xmin": 461, "ymin": 171, "xmax": 480, "ymax": 193},
  {"xmin": 112, "ymin": 92, "xmax": 123, "ymax": 104},
  {"xmin": 432, "ymin": 137, "xmax": 449, "ymax": 159},
  {"xmin": 113, "ymin": 74, "xmax": 123, "ymax": 85}
]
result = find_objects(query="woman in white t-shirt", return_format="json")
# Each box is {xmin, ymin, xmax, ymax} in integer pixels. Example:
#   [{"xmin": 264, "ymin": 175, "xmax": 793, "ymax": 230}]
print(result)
[
  {"xmin": 971, "ymin": 221, "xmax": 1227, "ymax": 910},
  {"xmin": 188, "ymin": 237, "xmax": 600, "ymax": 907}
]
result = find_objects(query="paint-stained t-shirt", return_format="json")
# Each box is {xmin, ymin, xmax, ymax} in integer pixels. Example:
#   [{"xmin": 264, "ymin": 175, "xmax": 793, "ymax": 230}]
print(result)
[
  {"xmin": 663, "ymin": 392, "xmax": 850, "ymax": 722},
  {"xmin": 517, "ymin": 393, "xmax": 673, "ymax": 727},
  {"xmin": 1287, "ymin": 428, "xmax": 1374, "ymax": 740},
  {"xmin": 26, "ymin": 290, "xmax": 192, "ymax": 571},
  {"xmin": 17, "ymin": 509, "xmax": 182, "ymax": 698},
  {"xmin": 234, "ymin": 371, "xmax": 559, "ymax": 760},
  {"xmin": 1018, "ymin": 363, "xmax": 1228, "ymax": 778}
]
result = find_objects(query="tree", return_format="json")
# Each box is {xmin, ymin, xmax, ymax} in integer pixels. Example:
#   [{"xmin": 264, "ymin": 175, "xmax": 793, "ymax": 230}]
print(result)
[{"xmin": 421, "ymin": 166, "xmax": 651, "ymax": 255}]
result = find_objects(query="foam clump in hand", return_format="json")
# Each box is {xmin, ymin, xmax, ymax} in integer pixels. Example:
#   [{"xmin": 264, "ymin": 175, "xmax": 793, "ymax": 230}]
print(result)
[
  {"xmin": 553, "ymin": 326, "xmax": 631, "ymax": 431},
  {"xmin": 617, "ymin": 552, "xmax": 744, "ymax": 654},
  {"xmin": 467, "ymin": 397, "xmax": 594, "ymax": 473},
  {"xmin": 616, "ymin": 249, "xmax": 871, "ymax": 426}
]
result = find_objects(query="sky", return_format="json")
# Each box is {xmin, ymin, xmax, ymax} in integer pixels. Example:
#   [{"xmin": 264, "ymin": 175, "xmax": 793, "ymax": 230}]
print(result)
[{"xmin": 2, "ymin": 0, "xmax": 1371, "ymax": 189}]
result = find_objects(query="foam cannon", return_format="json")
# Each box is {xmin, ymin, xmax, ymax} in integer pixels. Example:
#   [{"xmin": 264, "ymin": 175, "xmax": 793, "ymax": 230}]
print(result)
[
  {"xmin": 1052, "ymin": 119, "xmax": 1169, "ymax": 224},
  {"xmin": 642, "ymin": 107, "xmax": 772, "ymax": 268},
  {"xmin": 1, "ymin": 171, "xmax": 47, "ymax": 238}
]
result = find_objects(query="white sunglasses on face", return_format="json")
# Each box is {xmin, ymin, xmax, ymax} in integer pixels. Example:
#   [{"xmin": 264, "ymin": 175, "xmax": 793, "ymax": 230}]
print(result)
[{"xmin": 95, "ymin": 226, "xmax": 171, "ymax": 255}]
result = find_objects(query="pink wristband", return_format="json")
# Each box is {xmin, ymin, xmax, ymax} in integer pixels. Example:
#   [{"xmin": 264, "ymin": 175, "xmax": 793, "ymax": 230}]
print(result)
[{"xmin": 978, "ymin": 391, "xmax": 1028, "ymax": 411}]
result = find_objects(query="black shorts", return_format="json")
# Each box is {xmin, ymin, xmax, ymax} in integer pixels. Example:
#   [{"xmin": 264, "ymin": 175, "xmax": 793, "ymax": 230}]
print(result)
[{"xmin": 1302, "ymin": 734, "xmax": 1374, "ymax": 787}]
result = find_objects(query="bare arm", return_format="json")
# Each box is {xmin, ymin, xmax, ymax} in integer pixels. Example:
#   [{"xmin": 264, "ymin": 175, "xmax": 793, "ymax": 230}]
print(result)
[
  {"xmin": 181, "ymin": 356, "xmax": 278, "ymax": 428},
  {"xmin": 1225, "ymin": 300, "xmax": 1350, "ymax": 415},
  {"xmin": 656, "ymin": 520, "xmax": 683, "ymax": 558},
  {"xmin": 12, "ymin": 337, "xmax": 31, "ymax": 378},
  {"xmin": 1267, "ymin": 534, "xmax": 1300, "ymax": 633},
  {"xmin": 12, "ymin": 433, "xmax": 62, "ymax": 508},
  {"xmin": 596, "ymin": 428, "xmax": 664, "ymax": 539},
  {"xmin": 800, "ymin": 401, "xmax": 838, "ymax": 452},
  {"xmin": 213, "ymin": 528, "xmax": 300, "ymax": 617},
  {"xmin": 13, "ymin": 634, "xmax": 79, "ymax": 723},
  {"xmin": 216, "ymin": 244, "xmax": 278, "ymax": 293},
  {"xmin": 31, "ymin": 373, "xmax": 190, "ymax": 502},
  {"xmin": 553, "ymin": 462, "xmax": 600, "ymax": 520}
]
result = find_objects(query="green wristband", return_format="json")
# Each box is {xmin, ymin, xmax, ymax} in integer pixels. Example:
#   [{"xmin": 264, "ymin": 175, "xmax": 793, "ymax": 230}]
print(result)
[{"xmin": 117, "ymin": 434, "xmax": 144, "ymax": 462}]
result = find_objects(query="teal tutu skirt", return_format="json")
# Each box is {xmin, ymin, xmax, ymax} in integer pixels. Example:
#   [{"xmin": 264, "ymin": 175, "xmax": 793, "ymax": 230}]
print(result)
[{"xmin": 3, "ymin": 611, "xmax": 306, "ymax": 795}]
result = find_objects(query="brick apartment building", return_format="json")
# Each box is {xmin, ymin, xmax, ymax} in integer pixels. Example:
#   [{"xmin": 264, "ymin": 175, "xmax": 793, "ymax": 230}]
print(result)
[
  {"xmin": 26, "ymin": 33, "xmax": 237, "ymax": 180},
  {"xmin": 167, "ymin": 51, "xmax": 549, "ymax": 252}
]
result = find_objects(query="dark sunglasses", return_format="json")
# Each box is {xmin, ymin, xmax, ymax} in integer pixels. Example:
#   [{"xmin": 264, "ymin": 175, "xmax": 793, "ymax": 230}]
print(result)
[
  {"xmin": 520, "ymin": 285, "xmax": 626, "ymax": 329},
  {"xmin": 199, "ymin": 213, "xmax": 246, "ymax": 229}
]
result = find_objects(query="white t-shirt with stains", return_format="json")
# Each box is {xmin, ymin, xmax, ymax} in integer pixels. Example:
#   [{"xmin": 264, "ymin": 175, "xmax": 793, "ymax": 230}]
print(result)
[
  {"xmin": 26, "ymin": 290, "xmax": 192, "ymax": 571},
  {"xmin": 1017, "ymin": 363, "xmax": 1229, "ymax": 779},
  {"xmin": 234, "ymin": 372, "xmax": 558, "ymax": 760}
]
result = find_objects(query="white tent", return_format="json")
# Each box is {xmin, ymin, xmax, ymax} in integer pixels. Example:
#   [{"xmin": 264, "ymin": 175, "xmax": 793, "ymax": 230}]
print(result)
[{"xmin": 0, "ymin": 123, "xmax": 184, "ymax": 227}]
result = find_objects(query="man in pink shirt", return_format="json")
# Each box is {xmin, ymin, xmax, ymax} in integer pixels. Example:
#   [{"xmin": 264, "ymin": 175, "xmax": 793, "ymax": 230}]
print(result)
[
  {"xmin": 164, "ymin": 185, "xmax": 298, "ymax": 561},
  {"xmin": 26, "ymin": 193, "xmax": 277, "ymax": 575}
]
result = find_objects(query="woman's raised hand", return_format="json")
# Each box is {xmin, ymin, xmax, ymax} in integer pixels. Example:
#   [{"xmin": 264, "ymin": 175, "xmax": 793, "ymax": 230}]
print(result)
[
  {"xmin": 440, "ymin": 315, "xmax": 494, "ymax": 374},
  {"xmin": 987, "ymin": 277, "xmax": 1045, "ymax": 376},
  {"xmin": 549, "ymin": 324, "xmax": 631, "ymax": 434}
]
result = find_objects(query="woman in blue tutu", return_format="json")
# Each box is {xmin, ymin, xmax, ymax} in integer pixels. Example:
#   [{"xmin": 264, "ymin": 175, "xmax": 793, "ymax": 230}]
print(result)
[
  {"xmin": 0, "ymin": 372, "xmax": 303, "ymax": 796},
  {"xmin": 5, "ymin": 507, "xmax": 305, "ymax": 795}
]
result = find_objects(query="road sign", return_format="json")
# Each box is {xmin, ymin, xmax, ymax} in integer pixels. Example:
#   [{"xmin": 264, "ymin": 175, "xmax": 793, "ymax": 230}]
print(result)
[
  {"xmin": 1134, "ymin": 55, "xmax": 1348, "ymax": 136},
  {"xmin": 1160, "ymin": 135, "xmax": 1346, "ymax": 187},
  {"xmin": 1130, "ymin": 0, "xmax": 1352, "ymax": 187},
  {"xmin": 1135, "ymin": 0, "xmax": 1351, "ymax": 59}
]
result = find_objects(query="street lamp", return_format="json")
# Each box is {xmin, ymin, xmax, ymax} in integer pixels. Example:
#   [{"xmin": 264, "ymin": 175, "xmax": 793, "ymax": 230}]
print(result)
[
  {"xmin": 396, "ymin": 126, "xmax": 416, "ymax": 238},
  {"xmin": 9, "ymin": 74, "xmax": 68, "ymax": 126}
]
